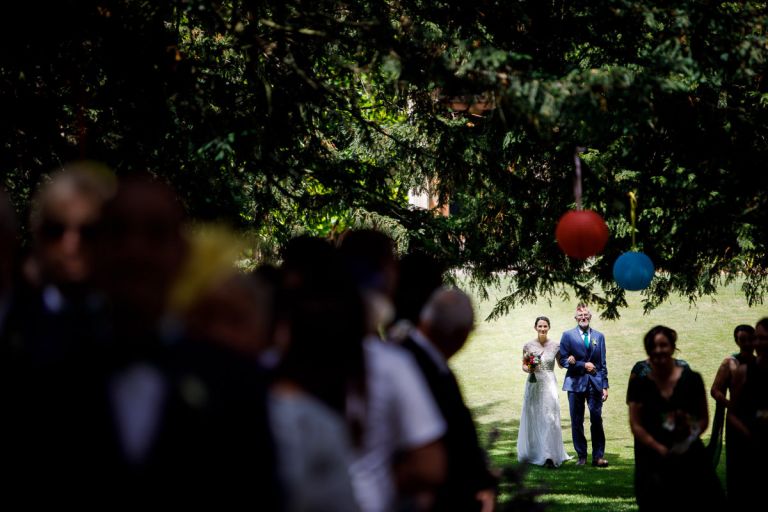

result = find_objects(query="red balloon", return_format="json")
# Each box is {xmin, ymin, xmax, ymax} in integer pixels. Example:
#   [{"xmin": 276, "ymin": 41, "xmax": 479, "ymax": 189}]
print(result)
[{"xmin": 555, "ymin": 210, "xmax": 609, "ymax": 259}]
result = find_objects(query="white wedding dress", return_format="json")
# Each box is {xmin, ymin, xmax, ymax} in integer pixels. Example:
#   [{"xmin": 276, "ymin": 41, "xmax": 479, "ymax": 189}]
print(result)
[{"xmin": 516, "ymin": 339, "xmax": 572, "ymax": 467}]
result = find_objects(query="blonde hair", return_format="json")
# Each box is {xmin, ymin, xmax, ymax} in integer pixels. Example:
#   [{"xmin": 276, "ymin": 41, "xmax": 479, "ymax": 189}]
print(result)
[{"xmin": 30, "ymin": 160, "xmax": 116, "ymax": 233}]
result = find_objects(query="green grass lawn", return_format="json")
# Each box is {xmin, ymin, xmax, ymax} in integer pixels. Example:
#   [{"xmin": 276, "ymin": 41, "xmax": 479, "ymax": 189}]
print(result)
[{"xmin": 451, "ymin": 279, "xmax": 766, "ymax": 511}]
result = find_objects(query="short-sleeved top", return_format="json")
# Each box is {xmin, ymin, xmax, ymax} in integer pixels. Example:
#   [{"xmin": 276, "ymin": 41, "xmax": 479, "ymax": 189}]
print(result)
[
  {"xmin": 349, "ymin": 337, "xmax": 447, "ymax": 512},
  {"xmin": 627, "ymin": 369, "xmax": 706, "ymax": 452},
  {"xmin": 269, "ymin": 391, "xmax": 358, "ymax": 512},
  {"xmin": 732, "ymin": 361, "xmax": 768, "ymax": 444},
  {"xmin": 626, "ymin": 359, "xmax": 690, "ymax": 404}
]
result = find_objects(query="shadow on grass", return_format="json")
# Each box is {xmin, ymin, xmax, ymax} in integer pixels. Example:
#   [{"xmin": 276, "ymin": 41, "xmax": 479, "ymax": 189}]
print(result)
[{"xmin": 471, "ymin": 403, "xmax": 638, "ymax": 511}]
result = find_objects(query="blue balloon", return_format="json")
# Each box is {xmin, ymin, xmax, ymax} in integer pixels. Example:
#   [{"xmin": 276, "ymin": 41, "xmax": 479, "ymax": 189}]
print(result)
[{"xmin": 613, "ymin": 251, "xmax": 655, "ymax": 291}]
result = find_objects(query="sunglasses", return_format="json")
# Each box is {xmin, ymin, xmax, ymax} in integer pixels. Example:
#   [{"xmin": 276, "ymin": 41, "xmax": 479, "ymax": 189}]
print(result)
[{"xmin": 39, "ymin": 220, "xmax": 99, "ymax": 242}]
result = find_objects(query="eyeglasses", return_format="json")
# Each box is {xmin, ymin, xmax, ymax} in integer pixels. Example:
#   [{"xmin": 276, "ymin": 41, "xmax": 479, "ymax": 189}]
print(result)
[{"xmin": 39, "ymin": 220, "xmax": 99, "ymax": 242}]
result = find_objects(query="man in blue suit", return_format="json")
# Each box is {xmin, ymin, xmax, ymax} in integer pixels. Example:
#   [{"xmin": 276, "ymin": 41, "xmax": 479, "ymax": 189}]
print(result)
[{"xmin": 559, "ymin": 303, "xmax": 609, "ymax": 467}]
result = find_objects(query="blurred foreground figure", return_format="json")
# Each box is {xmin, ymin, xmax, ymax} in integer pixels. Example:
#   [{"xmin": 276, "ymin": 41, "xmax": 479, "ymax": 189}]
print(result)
[
  {"xmin": 339, "ymin": 229, "xmax": 447, "ymax": 512},
  {"xmin": 388, "ymin": 251, "xmax": 445, "ymax": 344},
  {"xmin": 175, "ymin": 230, "xmax": 353, "ymax": 511},
  {"xmin": 0, "ymin": 186, "xmax": 20, "ymax": 385},
  {"xmin": 2, "ymin": 164, "xmax": 118, "ymax": 504},
  {"xmin": 26, "ymin": 161, "xmax": 114, "ymax": 291},
  {"xmin": 273, "ymin": 237, "xmax": 363, "ymax": 512},
  {"xmin": 0, "ymin": 187, "xmax": 18, "ymax": 340},
  {"xmin": 94, "ymin": 176, "xmax": 282, "ymax": 507},
  {"xmin": 7, "ymin": 175, "xmax": 283, "ymax": 509},
  {"xmin": 14, "ymin": 161, "xmax": 114, "ymax": 367},
  {"xmin": 400, "ymin": 288, "xmax": 498, "ymax": 512}
]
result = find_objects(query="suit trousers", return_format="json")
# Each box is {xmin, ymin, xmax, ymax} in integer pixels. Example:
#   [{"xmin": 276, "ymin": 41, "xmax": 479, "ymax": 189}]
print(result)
[{"xmin": 568, "ymin": 386, "xmax": 605, "ymax": 461}]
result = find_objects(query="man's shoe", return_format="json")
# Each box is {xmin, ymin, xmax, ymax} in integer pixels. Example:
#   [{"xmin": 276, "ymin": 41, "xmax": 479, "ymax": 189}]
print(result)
[
  {"xmin": 592, "ymin": 458, "xmax": 609, "ymax": 468},
  {"xmin": 576, "ymin": 458, "xmax": 587, "ymax": 466},
  {"xmin": 544, "ymin": 459, "xmax": 555, "ymax": 468}
]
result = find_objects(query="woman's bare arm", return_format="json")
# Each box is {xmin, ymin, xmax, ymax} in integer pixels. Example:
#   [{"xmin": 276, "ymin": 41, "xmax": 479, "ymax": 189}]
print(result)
[{"xmin": 628, "ymin": 402, "xmax": 668, "ymax": 456}]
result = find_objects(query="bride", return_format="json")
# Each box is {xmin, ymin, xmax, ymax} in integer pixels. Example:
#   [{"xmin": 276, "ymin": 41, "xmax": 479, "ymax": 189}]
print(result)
[{"xmin": 517, "ymin": 316, "xmax": 572, "ymax": 467}]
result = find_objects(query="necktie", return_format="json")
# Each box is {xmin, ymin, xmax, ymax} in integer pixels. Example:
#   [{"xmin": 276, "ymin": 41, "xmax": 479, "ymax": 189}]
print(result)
[{"xmin": 583, "ymin": 331, "xmax": 589, "ymax": 348}]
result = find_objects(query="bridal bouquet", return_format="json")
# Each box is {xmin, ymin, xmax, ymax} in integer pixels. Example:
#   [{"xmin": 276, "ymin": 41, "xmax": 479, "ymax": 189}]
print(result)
[
  {"xmin": 663, "ymin": 410, "xmax": 702, "ymax": 454},
  {"xmin": 523, "ymin": 352, "xmax": 541, "ymax": 383}
]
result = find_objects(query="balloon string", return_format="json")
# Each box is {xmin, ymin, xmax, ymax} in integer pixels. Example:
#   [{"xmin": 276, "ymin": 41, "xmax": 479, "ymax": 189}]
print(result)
[
  {"xmin": 629, "ymin": 191, "xmax": 637, "ymax": 250},
  {"xmin": 573, "ymin": 147, "xmax": 585, "ymax": 210}
]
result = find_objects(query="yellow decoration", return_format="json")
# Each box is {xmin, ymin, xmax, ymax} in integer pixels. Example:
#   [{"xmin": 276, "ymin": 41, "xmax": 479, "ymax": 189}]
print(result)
[{"xmin": 168, "ymin": 222, "xmax": 244, "ymax": 314}]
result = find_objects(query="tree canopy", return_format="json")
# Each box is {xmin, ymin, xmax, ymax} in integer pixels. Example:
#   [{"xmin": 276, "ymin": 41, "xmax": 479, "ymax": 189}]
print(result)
[{"xmin": 2, "ymin": 0, "xmax": 767, "ymax": 318}]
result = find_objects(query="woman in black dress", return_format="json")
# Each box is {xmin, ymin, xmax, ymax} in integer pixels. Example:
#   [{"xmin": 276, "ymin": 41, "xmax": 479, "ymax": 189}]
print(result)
[
  {"xmin": 727, "ymin": 317, "xmax": 768, "ymax": 509},
  {"xmin": 626, "ymin": 325, "xmax": 725, "ymax": 511}
]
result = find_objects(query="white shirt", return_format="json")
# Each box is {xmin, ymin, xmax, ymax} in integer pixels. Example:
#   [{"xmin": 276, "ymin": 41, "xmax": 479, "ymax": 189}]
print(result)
[
  {"xmin": 269, "ymin": 391, "xmax": 359, "ymax": 512},
  {"xmin": 349, "ymin": 336, "xmax": 447, "ymax": 512}
]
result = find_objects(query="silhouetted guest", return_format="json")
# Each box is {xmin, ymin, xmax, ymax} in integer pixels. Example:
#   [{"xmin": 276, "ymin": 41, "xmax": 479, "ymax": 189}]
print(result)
[
  {"xmin": 0, "ymin": 187, "xmax": 18, "ymax": 340},
  {"xmin": 169, "ymin": 224, "xmax": 276, "ymax": 362},
  {"xmin": 627, "ymin": 325, "xmax": 725, "ymax": 511},
  {"xmin": 339, "ymin": 229, "xmax": 447, "ymax": 512},
  {"xmin": 15, "ymin": 162, "xmax": 114, "ymax": 367},
  {"xmin": 400, "ymin": 287, "xmax": 498, "ymax": 512},
  {"xmin": 388, "ymin": 251, "xmax": 446, "ymax": 343},
  {"xmin": 338, "ymin": 229, "xmax": 399, "ymax": 334},
  {"xmin": 25, "ymin": 161, "xmax": 114, "ymax": 292},
  {"xmin": 2, "ymin": 166, "xmax": 117, "ymax": 504},
  {"xmin": 184, "ymin": 273, "xmax": 275, "ymax": 359},
  {"xmin": 274, "ymin": 240, "xmax": 365, "ymax": 511},
  {"xmin": 278, "ymin": 236, "xmax": 367, "ymax": 437},
  {"xmin": 250, "ymin": 263, "xmax": 284, "ymax": 369},
  {"xmin": 173, "ymin": 232, "xmax": 347, "ymax": 511},
  {"xmin": 708, "ymin": 324, "xmax": 755, "ymax": 475},
  {"xmin": 727, "ymin": 317, "xmax": 768, "ymax": 509},
  {"xmin": 5, "ymin": 176, "xmax": 284, "ymax": 508},
  {"xmin": 0, "ymin": 187, "xmax": 21, "ymax": 423},
  {"xmin": 95, "ymin": 176, "xmax": 187, "ymax": 337},
  {"xmin": 97, "ymin": 176, "xmax": 282, "ymax": 506},
  {"xmin": 281, "ymin": 234, "xmax": 340, "ymax": 292}
]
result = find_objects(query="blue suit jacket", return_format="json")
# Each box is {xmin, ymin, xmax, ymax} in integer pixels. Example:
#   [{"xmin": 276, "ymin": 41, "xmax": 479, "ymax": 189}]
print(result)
[{"xmin": 559, "ymin": 326, "xmax": 609, "ymax": 392}]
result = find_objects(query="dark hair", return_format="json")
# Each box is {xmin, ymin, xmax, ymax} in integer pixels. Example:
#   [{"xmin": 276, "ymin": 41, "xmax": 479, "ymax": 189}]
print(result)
[
  {"xmin": 393, "ymin": 251, "xmax": 445, "ymax": 325},
  {"xmin": 534, "ymin": 316, "xmax": 550, "ymax": 328},
  {"xmin": 338, "ymin": 229, "xmax": 396, "ymax": 293},
  {"xmin": 756, "ymin": 317, "xmax": 768, "ymax": 331},
  {"xmin": 643, "ymin": 325, "xmax": 678, "ymax": 356},
  {"xmin": 276, "ymin": 242, "xmax": 367, "ymax": 447},
  {"xmin": 280, "ymin": 235, "xmax": 337, "ymax": 290},
  {"xmin": 734, "ymin": 324, "xmax": 755, "ymax": 342}
]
